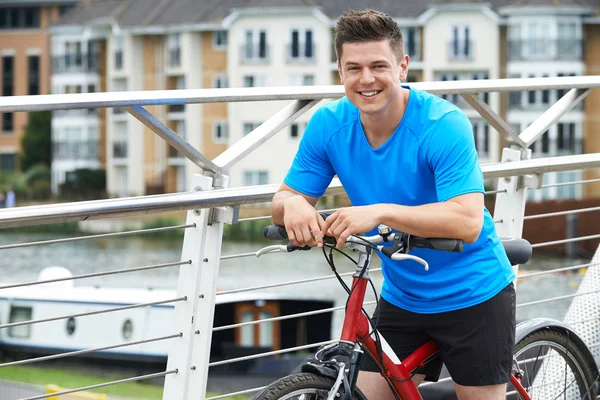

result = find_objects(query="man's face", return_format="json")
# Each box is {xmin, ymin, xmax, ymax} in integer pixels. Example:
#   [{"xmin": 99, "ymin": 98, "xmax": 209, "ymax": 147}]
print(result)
[{"xmin": 337, "ymin": 39, "xmax": 408, "ymax": 116}]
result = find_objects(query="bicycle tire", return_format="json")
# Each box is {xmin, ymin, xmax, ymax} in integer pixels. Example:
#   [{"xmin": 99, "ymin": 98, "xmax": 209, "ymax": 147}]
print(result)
[
  {"xmin": 252, "ymin": 372, "xmax": 367, "ymax": 400},
  {"xmin": 510, "ymin": 329, "xmax": 598, "ymax": 400}
]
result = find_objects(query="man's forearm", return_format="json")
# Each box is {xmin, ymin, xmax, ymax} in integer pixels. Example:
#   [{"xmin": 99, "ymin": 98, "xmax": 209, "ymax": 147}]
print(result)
[{"xmin": 271, "ymin": 190, "xmax": 297, "ymax": 225}]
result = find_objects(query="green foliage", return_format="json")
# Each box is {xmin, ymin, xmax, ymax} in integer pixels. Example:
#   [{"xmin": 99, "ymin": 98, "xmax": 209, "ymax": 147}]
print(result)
[
  {"xmin": 59, "ymin": 168, "xmax": 106, "ymax": 200},
  {"xmin": 20, "ymin": 111, "xmax": 51, "ymax": 172},
  {"xmin": 0, "ymin": 163, "xmax": 52, "ymax": 201}
]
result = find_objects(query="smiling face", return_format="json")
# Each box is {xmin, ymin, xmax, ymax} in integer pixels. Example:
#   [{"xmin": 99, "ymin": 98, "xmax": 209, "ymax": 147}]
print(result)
[{"xmin": 337, "ymin": 39, "xmax": 409, "ymax": 118}]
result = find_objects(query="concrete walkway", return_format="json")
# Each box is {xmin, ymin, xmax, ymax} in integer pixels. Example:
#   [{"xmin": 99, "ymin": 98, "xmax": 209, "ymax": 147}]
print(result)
[{"xmin": 0, "ymin": 380, "xmax": 135, "ymax": 400}]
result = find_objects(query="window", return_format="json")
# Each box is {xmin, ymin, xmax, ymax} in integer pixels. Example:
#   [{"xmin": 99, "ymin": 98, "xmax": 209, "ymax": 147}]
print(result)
[
  {"xmin": 2, "ymin": 113, "xmax": 13, "ymax": 132},
  {"xmin": 0, "ymin": 7, "xmax": 40, "ymax": 29},
  {"xmin": 243, "ymin": 29, "xmax": 268, "ymax": 61},
  {"xmin": 243, "ymin": 75, "xmax": 266, "ymax": 87},
  {"xmin": 557, "ymin": 123, "xmax": 576, "ymax": 154},
  {"xmin": 450, "ymin": 25, "xmax": 472, "ymax": 60},
  {"xmin": 114, "ymin": 36, "xmax": 123, "ymax": 70},
  {"xmin": 401, "ymin": 27, "xmax": 420, "ymax": 59},
  {"xmin": 213, "ymin": 122, "xmax": 228, "ymax": 143},
  {"xmin": 235, "ymin": 301, "xmax": 280, "ymax": 349},
  {"xmin": 528, "ymin": 74, "xmax": 536, "ymax": 104},
  {"xmin": 508, "ymin": 74, "xmax": 521, "ymax": 108},
  {"xmin": 289, "ymin": 74, "xmax": 314, "ymax": 86},
  {"xmin": 289, "ymin": 29, "xmax": 314, "ymax": 61},
  {"xmin": 213, "ymin": 31, "xmax": 227, "ymax": 50},
  {"xmin": 0, "ymin": 153, "xmax": 16, "ymax": 172},
  {"xmin": 243, "ymin": 122, "xmax": 260, "ymax": 136},
  {"xmin": 472, "ymin": 121, "xmax": 489, "ymax": 157},
  {"xmin": 291, "ymin": 123, "xmax": 306, "ymax": 138},
  {"xmin": 214, "ymin": 74, "xmax": 228, "ymax": 88},
  {"xmin": 542, "ymin": 74, "xmax": 550, "ymax": 105},
  {"xmin": 168, "ymin": 33, "xmax": 181, "ymax": 67},
  {"xmin": 8, "ymin": 306, "xmax": 32, "ymax": 338},
  {"xmin": 244, "ymin": 170, "xmax": 269, "ymax": 186},
  {"xmin": 2, "ymin": 55, "xmax": 14, "ymax": 96},
  {"xmin": 59, "ymin": 4, "xmax": 75, "ymax": 15},
  {"xmin": 28, "ymin": 55, "xmax": 39, "ymax": 95}
]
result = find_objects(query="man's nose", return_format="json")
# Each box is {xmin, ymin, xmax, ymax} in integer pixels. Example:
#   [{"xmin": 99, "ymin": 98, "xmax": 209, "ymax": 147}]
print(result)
[{"xmin": 360, "ymin": 68, "xmax": 375, "ymax": 84}]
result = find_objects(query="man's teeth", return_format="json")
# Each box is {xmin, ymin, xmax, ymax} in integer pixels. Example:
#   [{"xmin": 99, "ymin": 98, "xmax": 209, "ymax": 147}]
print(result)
[{"xmin": 361, "ymin": 91, "xmax": 379, "ymax": 97}]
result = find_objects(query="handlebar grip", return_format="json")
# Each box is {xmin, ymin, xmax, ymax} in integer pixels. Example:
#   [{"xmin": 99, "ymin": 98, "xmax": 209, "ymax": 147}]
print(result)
[
  {"xmin": 263, "ymin": 225, "xmax": 288, "ymax": 241},
  {"xmin": 412, "ymin": 237, "xmax": 463, "ymax": 252}
]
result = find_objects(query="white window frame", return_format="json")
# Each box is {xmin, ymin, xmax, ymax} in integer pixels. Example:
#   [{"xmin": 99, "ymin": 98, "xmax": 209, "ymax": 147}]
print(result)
[
  {"xmin": 213, "ymin": 121, "xmax": 228, "ymax": 143},
  {"xmin": 243, "ymin": 29, "xmax": 268, "ymax": 60},
  {"xmin": 289, "ymin": 28, "xmax": 314, "ymax": 60},
  {"xmin": 450, "ymin": 25, "xmax": 472, "ymax": 59},
  {"xmin": 213, "ymin": 74, "xmax": 228, "ymax": 88},
  {"xmin": 243, "ymin": 170, "xmax": 269, "ymax": 186}
]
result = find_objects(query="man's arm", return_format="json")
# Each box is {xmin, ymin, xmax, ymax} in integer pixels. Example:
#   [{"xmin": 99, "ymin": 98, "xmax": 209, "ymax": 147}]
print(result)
[
  {"xmin": 272, "ymin": 183, "xmax": 325, "ymax": 247},
  {"xmin": 323, "ymin": 192, "xmax": 483, "ymax": 248}
]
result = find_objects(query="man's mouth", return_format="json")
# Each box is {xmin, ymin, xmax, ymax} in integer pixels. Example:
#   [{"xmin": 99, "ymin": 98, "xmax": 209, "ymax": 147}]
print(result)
[{"xmin": 359, "ymin": 90, "xmax": 381, "ymax": 97}]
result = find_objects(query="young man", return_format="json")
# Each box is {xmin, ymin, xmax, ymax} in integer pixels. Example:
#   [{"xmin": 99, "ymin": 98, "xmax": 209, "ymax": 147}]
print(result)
[{"xmin": 271, "ymin": 8, "xmax": 516, "ymax": 400}]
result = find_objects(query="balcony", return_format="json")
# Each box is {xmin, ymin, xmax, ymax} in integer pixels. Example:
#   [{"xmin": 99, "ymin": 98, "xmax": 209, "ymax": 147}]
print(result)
[
  {"xmin": 52, "ymin": 54, "xmax": 99, "ymax": 74},
  {"xmin": 113, "ymin": 141, "xmax": 128, "ymax": 158},
  {"xmin": 447, "ymin": 41, "xmax": 474, "ymax": 62},
  {"xmin": 240, "ymin": 45, "xmax": 270, "ymax": 64},
  {"xmin": 286, "ymin": 44, "xmax": 316, "ymax": 64},
  {"xmin": 508, "ymin": 39, "xmax": 583, "ymax": 61},
  {"xmin": 53, "ymin": 109, "xmax": 98, "ymax": 118},
  {"xmin": 52, "ymin": 140, "xmax": 99, "ymax": 161}
]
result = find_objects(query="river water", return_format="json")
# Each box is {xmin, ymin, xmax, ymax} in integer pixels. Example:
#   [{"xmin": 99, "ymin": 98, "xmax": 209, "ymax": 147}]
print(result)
[{"xmin": 0, "ymin": 232, "xmax": 593, "ymax": 325}]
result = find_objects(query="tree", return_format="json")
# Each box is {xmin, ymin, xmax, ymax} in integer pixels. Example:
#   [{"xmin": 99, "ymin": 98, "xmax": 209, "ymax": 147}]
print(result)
[{"xmin": 20, "ymin": 111, "xmax": 52, "ymax": 172}]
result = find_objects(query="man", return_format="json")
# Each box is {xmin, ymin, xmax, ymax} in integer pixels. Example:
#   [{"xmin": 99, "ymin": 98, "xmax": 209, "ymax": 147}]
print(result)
[{"xmin": 271, "ymin": 8, "xmax": 516, "ymax": 400}]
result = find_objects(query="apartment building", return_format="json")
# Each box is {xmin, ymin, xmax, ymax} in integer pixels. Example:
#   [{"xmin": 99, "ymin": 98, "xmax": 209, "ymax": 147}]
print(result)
[
  {"xmin": 0, "ymin": 0, "xmax": 79, "ymax": 175},
  {"xmin": 46, "ymin": 0, "xmax": 600, "ymax": 200}
]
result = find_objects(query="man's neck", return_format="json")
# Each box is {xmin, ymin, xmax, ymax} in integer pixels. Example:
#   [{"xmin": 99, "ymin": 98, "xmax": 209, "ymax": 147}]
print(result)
[{"xmin": 361, "ymin": 87, "xmax": 409, "ymax": 148}]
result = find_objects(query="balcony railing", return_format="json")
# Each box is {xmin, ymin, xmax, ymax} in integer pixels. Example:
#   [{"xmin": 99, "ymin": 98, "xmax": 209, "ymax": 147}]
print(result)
[
  {"xmin": 286, "ymin": 44, "xmax": 316, "ymax": 64},
  {"xmin": 52, "ymin": 140, "xmax": 99, "ymax": 160},
  {"xmin": 240, "ymin": 45, "xmax": 270, "ymax": 64},
  {"xmin": 508, "ymin": 39, "xmax": 583, "ymax": 61},
  {"xmin": 52, "ymin": 54, "xmax": 99, "ymax": 74},
  {"xmin": 113, "ymin": 141, "xmax": 128, "ymax": 158},
  {"xmin": 447, "ymin": 40, "xmax": 474, "ymax": 61}
]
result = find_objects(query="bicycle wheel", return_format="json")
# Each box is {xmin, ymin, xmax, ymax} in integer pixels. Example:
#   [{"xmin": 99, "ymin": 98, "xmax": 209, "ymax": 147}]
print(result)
[
  {"xmin": 252, "ymin": 372, "xmax": 366, "ymax": 400},
  {"xmin": 509, "ymin": 329, "xmax": 598, "ymax": 400}
]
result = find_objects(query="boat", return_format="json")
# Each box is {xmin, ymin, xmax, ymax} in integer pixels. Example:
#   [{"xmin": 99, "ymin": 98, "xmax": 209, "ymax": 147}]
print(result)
[{"xmin": 0, "ymin": 267, "xmax": 335, "ymax": 377}]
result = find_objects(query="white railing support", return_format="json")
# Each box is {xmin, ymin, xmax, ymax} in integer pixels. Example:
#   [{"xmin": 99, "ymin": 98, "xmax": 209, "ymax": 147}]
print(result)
[
  {"xmin": 162, "ymin": 174, "xmax": 228, "ymax": 400},
  {"xmin": 493, "ymin": 148, "xmax": 532, "ymax": 277}
]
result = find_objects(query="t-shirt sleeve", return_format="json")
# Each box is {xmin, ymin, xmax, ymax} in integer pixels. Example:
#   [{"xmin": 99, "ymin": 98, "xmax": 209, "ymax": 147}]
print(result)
[
  {"xmin": 283, "ymin": 109, "xmax": 335, "ymax": 197},
  {"xmin": 425, "ymin": 110, "xmax": 484, "ymax": 202}
]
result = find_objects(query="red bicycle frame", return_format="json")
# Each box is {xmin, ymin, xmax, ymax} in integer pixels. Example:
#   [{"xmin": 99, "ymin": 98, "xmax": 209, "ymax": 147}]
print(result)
[{"xmin": 340, "ymin": 276, "xmax": 531, "ymax": 399}]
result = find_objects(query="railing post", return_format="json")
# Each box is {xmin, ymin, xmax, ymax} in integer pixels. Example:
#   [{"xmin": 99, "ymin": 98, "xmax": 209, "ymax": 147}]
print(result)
[
  {"xmin": 162, "ymin": 173, "xmax": 228, "ymax": 400},
  {"xmin": 493, "ymin": 147, "xmax": 533, "ymax": 277}
]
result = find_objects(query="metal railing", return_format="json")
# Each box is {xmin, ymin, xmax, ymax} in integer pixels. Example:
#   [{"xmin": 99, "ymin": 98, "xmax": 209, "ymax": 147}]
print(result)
[{"xmin": 0, "ymin": 77, "xmax": 599, "ymax": 400}]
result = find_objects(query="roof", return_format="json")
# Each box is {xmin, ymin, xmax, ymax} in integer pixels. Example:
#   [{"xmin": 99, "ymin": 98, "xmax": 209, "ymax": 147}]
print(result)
[{"xmin": 50, "ymin": 0, "xmax": 599, "ymax": 29}]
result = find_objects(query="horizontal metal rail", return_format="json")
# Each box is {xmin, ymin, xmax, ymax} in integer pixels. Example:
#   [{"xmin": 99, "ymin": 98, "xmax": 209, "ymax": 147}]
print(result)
[
  {"xmin": 0, "ymin": 223, "xmax": 194, "ymax": 251},
  {"xmin": 216, "ymin": 269, "xmax": 382, "ymax": 295},
  {"xmin": 525, "ymin": 206, "xmax": 600, "ymax": 220},
  {"xmin": 208, "ymin": 339, "xmax": 337, "ymax": 367},
  {"xmin": 0, "ymin": 154, "xmax": 598, "ymax": 229},
  {"xmin": 213, "ymin": 300, "xmax": 377, "ymax": 333},
  {"xmin": 0, "ymin": 260, "xmax": 190, "ymax": 290},
  {"xmin": 21, "ymin": 370, "xmax": 178, "ymax": 400},
  {"xmin": 516, "ymin": 289, "xmax": 600, "ymax": 308},
  {"xmin": 1, "ymin": 76, "xmax": 599, "ymax": 112},
  {"xmin": 531, "ymin": 233, "xmax": 600, "ymax": 248},
  {"xmin": 0, "ymin": 333, "xmax": 181, "ymax": 369},
  {"xmin": 0, "ymin": 297, "xmax": 186, "ymax": 330},
  {"xmin": 517, "ymin": 262, "xmax": 595, "ymax": 279}
]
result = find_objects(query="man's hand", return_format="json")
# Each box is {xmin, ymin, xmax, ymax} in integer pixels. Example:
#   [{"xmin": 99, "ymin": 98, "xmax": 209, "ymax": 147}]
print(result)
[
  {"xmin": 283, "ymin": 195, "xmax": 326, "ymax": 248},
  {"xmin": 322, "ymin": 205, "xmax": 383, "ymax": 248}
]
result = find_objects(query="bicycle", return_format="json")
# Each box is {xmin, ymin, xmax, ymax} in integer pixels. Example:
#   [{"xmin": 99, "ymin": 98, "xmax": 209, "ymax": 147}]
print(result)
[{"xmin": 251, "ymin": 223, "xmax": 599, "ymax": 400}]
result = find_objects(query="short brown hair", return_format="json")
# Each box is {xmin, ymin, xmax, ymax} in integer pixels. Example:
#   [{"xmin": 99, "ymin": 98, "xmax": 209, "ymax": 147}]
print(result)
[{"xmin": 334, "ymin": 9, "xmax": 404, "ymax": 62}]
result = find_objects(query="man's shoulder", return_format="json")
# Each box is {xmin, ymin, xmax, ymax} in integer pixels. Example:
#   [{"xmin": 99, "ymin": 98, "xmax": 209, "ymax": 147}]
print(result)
[{"xmin": 314, "ymin": 97, "xmax": 358, "ymax": 126}]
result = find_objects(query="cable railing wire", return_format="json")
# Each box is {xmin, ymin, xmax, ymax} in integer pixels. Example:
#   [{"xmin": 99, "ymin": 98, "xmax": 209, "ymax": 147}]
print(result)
[
  {"xmin": 0, "ymin": 296, "xmax": 186, "ymax": 330},
  {"xmin": 20, "ymin": 369, "xmax": 178, "ymax": 400},
  {"xmin": 531, "ymin": 233, "xmax": 600, "ymax": 248},
  {"xmin": 517, "ymin": 262, "xmax": 596, "ymax": 279},
  {"xmin": 213, "ymin": 300, "xmax": 377, "ymax": 332},
  {"xmin": 525, "ymin": 206, "xmax": 600, "ymax": 220},
  {"xmin": 217, "ymin": 269, "xmax": 382, "ymax": 295},
  {"xmin": 0, "ymin": 333, "xmax": 182, "ymax": 369},
  {"xmin": 209, "ymin": 339, "xmax": 338, "ymax": 367},
  {"xmin": 0, "ymin": 260, "xmax": 191, "ymax": 290},
  {"xmin": 516, "ymin": 289, "xmax": 600, "ymax": 308},
  {"xmin": 0, "ymin": 223, "xmax": 195, "ymax": 251},
  {"xmin": 540, "ymin": 177, "xmax": 600, "ymax": 189},
  {"xmin": 237, "ymin": 208, "xmax": 339, "ymax": 223}
]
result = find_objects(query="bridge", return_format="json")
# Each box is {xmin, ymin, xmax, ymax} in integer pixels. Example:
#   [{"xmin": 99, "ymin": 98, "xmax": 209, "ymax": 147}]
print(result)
[{"xmin": 0, "ymin": 77, "xmax": 599, "ymax": 399}]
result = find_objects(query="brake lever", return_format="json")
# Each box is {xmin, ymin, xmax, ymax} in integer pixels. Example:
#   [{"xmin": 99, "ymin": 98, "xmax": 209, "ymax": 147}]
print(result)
[
  {"xmin": 255, "ymin": 245, "xmax": 288, "ymax": 257},
  {"xmin": 392, "ymin": 253, "xmax": 429, "ymax": 271}
]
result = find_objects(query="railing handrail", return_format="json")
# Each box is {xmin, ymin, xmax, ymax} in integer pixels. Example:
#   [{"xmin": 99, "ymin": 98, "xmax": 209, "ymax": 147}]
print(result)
[
  {"xmin": 0, "ymin": 153, "xmax": 598, "ymax": 228},
  {"xmin": 2, "ymin": 76, "xmax": 600, "ymax": 112}
]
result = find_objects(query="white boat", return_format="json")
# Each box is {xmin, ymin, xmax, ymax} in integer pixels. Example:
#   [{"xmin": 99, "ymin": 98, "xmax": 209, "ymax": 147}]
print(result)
[{"xmin": 0, "ymin": 267, "xmax": 335, "ymax": 376}]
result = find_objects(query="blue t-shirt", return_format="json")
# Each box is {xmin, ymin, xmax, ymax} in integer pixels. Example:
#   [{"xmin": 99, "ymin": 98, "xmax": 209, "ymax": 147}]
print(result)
[{"xmin": 283, "ymin": 86, "xmax": 516, "ymax": 314}]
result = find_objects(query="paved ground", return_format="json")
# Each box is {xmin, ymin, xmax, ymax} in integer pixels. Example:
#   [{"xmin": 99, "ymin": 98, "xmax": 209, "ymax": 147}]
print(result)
[{"xmin": 0, "ymin": 380, "xmax": 134, "ymax": 400}]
